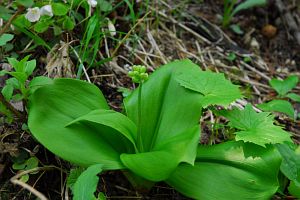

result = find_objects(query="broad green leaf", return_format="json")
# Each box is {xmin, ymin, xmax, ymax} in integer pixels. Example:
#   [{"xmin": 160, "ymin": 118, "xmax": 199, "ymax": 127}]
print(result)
[
  {"xmin": 1, "ymin": 84, "xmax": 14, "ymax": 100},
  {"xmin": 29, "ymin": 76, "xmax": 53, "ymax": 89},
  {"xmin": 289, "ymin": 181, "xmax": 300, "ymax": 198},
  {"xmin": 67, "ymin": 167, "xmax": 85, "ymax": 192},
  {"xmin": 0, "ymin": 34, "xmax": 14, "ymax": 46},
  {"xmin": 257, "ymin": 100, "xmax": 295, "ymax": 118},
  {"xmin": 67, "ymin": 109, "xmax": 137, "ymax": 153},
  {"xmin": 124, "ymin": 60, "xmax": 204, "ymax": 180},
  {"xmin": 28, "ymin": 79, "xmax": 124, "ymax": 169},
  {"xmin": 175, "ymin": 67, "xmax": 241, "ymax": 107},
  {"xmin": 34, "ymin": 21, "xmax": 50, "ymax": 33},
  {"xmin": 269, "ymin": 75, "xmax": 299, "ymax": 96},
  {"xmin": 286, "ymin": 93, "xmax": 300, "ymax": 103},
  {"xmin": 121, "ymin": 126, "xmax": 200, "ymax": 181},
  {"xmin": 232, "ymin": 0, "xmax": 266, "ymax": 16},
  {"xmin": 73, "ymin": 164, "xmax": 103, "ymax": 200},
  {"xmin": 52, "ymin": 3, "xmax": 70, "ymax": 16},
  {"xmin": 221, "ymin": 104, "xmax": 292, "ymax": 146},
  {"xmin": 62, "ymin": 16, "xmax": 75, "ymax": 30},
  {"xmin": 275, "ymin": 144, "xmax": 300, "ymax": 187},
  {"xmin": 167, "ymin": 141, "xmax": 281, "ymax": 200},
  {"xmin": 24, "ymin": 59, "xmax": 36, "ymax": 76}
]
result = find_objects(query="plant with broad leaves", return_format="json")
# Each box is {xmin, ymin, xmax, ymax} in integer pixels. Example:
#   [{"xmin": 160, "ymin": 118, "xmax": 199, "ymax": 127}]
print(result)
[
  {"xmin": 28, "ymin": 60, "xmax": 295, "ymax": 199},
  {"xmin": 257, "ymin": 75, "xmax": 300, "ymax": 119}
]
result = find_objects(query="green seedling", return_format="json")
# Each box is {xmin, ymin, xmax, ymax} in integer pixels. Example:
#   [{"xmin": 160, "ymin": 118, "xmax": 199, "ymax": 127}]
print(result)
[
  {"xmin": 12, "ymin": 156, "xmax": 39, "ymax": 183},
  {"xmin": 28, "ymin": 60, "xmax": 295, "ymax": 199},
  {"xmin": 223, "ymin": 0, "xmax": 267, "ymax": 28},
  {"xmin": 0, "ymin": 55, "xmax": 52, "ymax": 121},
  {"xmin": 258, "ymin": 75, "xmax": 300, "ymax": 119}
]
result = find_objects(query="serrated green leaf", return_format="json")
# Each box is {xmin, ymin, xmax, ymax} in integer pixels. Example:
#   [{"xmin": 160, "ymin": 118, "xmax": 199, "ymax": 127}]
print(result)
[
  {"xmin": 167, "ymin": 141, "xmax": 281, "ymax": 199},
  {"xmin": 257, "ymin": 100, "xmax": 295, "ymax": 118},
  {"xmin": 0, "ymin": 34, "xmax": 14, "ymax": 46},
  {"xmin": 220, "ymin": 105, "xmax": 292, "ymax": 146},
  {"xmin": 286, "ymin": 93, "xmax": 300, "ymax": 103},
  {"xmin": 275, "ymin": 144, "xmax": 300, "ymax": 187},
  {"xmin": 175, "ymin": 68, "xmax": 241, "ymax": 107},
  {"xmin": 73, "ymin": 164, "xmax": 103, "ymax": 200},
  {"xmin": 67, "ymin": 167, "xmax": 85, "ymax": 192},
  {"xmin": 52, "ymin": 3, "xmax": 70, "ymax": 16},
  {"xmin": 269, "ymin": 75, "xmax": 299, "ymax": 96}
]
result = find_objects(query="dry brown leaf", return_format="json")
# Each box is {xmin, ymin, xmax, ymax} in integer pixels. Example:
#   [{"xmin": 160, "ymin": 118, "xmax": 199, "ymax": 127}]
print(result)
[{"xmin": 46, "ymin": 41, "xmax": 74, "ymax": 78}]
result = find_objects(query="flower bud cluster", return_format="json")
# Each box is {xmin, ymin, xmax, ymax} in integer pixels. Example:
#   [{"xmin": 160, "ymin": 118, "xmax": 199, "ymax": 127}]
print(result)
[{"xmin": 128, "ymin": 65, "xmax": 148, "ymax": 83}]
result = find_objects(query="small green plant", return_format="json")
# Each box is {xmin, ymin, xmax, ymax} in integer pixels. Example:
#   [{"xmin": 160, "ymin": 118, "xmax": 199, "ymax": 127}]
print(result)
[
  {"xmin": 0, "ymin": 55, "xmax": 52, "ymax": 121},
  {"xmin": 27, "ymin": 60, "xmax": 297, "ymax": 199},
  {"xmin": 257, "ymin": 75, "xmax": 300, "ymax": 119},
  {"xmin": 12, "ymin": 156, "xmax": 39, "ymax": 183},
  {"xmin": 222, "ymin": 0, "xmax": 267, "ymax": 28}
]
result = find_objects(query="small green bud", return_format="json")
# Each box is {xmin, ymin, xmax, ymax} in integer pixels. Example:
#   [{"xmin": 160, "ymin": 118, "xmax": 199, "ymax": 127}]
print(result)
[
  {"xmin": 140, "ymin": 73, "xmax": 148, "ymax": 81},
  {"xmin": 128, "ymin": 65, "xmax": 148, "ymax": 84},
  {"xmin": 128, "ymin": 71, "xmax": 135, "ymax": 77}
]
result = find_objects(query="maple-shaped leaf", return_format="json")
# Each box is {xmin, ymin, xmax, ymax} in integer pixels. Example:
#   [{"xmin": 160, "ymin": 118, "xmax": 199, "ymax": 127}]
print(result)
[
  {"xmin": 175, "ymin": 68, "xmax": 241, "ymax": 107},
  {"xmin": 221, "ymin": 105, "xmax": 292, "ymax": 147}
]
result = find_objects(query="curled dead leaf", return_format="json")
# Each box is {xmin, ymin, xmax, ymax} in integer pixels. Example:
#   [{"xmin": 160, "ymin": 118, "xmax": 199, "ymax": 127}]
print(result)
[{"xmin": 46, "ymin": 41, "xmax": 74, "ymax": 78}]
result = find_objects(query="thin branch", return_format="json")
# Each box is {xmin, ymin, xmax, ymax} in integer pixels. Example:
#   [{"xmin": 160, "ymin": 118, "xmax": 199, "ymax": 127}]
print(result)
[
  {"xmin": 0, "ymin": 6, "xmax": 25, "ymax": 36},
  {"xmin": 0, "ymin": 92, "xmax": 23, "ymax": 119}
]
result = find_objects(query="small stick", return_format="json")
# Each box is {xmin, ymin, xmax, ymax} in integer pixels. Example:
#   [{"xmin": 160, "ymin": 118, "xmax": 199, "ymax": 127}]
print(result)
[
  {"xmin": 111, "ymin": 11, "xmax": 151, "ymax": 57},
  {"xmin": 0, "ymin": 93, "xmax": 23, "ymax": 119},
  {"xmin": 0, "ymin": 7, "xmax": 24, "ymax": 36}
]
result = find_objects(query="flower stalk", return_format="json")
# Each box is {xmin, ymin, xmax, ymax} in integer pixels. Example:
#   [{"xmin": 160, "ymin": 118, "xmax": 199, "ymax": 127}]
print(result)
[{"xmin": 128, "ymin": 65, "xmax": 148, "ymax": 152}]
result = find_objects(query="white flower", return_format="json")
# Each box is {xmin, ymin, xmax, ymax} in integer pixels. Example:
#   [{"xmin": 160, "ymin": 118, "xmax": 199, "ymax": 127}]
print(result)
[
  {"xmin": 107, "ymin": 19, "xmax": 116, "ymax": 37},
  {"xmin": 25, "ymin": 7, "xmax": 41, "ymax": 22},
  {"xmin": 87, "ymin": 0, "xmax": 97, "ymax": 7},
  {"xmin": 40, "ymin": 5, "xmax": 53, "ymax": 17}
]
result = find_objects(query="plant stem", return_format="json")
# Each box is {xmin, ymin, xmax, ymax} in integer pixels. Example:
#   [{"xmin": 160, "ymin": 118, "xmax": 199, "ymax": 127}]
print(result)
[
  {"xmin": 0, "ymin": 6, "xmax": 24, "ymax": 36},
  {"xmin": 0, "ymin": 92, "xmax": 23, "ymax": 120},
  {"xmin": 137, "ymin": 83, "xmax": 144, "ymax": 152}
]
